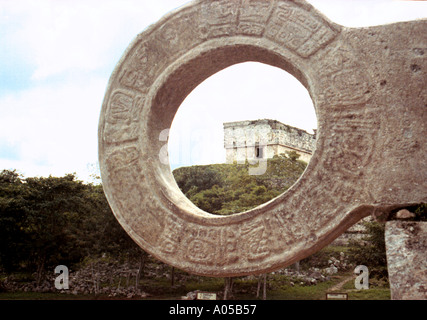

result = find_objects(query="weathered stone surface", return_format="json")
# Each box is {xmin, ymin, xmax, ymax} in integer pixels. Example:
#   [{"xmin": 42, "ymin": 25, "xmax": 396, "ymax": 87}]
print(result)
[
  {"xmin": 223, "ymin": 119, "xmax": 315, "ymax": 164},
  {"xmin": 99, "ymin": 0, "xmax": 427, "ymax": 277},
  {"xmin": 395, "ymin": 209, "xmax": 416, "ymax": 220},
  {"xmin": 385, "ymin": 221, "xmax": 427, "ymax": 300}
]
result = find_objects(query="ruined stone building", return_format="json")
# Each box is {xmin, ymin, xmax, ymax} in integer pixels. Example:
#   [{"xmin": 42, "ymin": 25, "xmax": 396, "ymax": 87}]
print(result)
[{"xmin": 223, "ymin": 119, "xmax": 316, "ymax": 164}]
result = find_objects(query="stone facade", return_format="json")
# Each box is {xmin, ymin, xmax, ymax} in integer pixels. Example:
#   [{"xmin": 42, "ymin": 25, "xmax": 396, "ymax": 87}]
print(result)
[{"xmin": 224, "ymin": 119, "xmax": 316, "ymax": 164}]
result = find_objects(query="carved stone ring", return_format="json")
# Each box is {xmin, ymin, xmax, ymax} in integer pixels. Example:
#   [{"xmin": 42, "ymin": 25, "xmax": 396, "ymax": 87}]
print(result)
[{"xmin": 99, "ymin": 0, "xmax": 426, "ymax": 276}]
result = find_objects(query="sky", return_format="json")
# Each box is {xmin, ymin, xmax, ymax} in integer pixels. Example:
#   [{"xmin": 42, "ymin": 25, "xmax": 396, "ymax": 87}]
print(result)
[{"xmin": 0, "ymin": 0, "xmax": 426, "ymax": 182}]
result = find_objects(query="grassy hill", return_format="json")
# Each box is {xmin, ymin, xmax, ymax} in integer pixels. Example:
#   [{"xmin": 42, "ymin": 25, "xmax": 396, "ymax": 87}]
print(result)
[{"xmin": 172, "ymin": 151, "xmax": 307, "ymax": 215}]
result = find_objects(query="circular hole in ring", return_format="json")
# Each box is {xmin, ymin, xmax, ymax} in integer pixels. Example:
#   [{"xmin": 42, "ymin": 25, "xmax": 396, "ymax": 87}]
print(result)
[{"xmin": 151, "ymin": 43, "xmax": 317, "ymax": 218}]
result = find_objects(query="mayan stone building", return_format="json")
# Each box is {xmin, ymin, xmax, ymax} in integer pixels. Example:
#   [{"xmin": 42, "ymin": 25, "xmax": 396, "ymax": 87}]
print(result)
[{"xmin": 223, "ymin": 119, "xmax": 316, "ymax": 164}]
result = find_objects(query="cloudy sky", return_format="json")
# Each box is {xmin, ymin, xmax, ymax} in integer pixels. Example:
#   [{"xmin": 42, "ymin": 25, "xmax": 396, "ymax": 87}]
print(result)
[{"xmin": 0, "ymin": 0, "xmax": 426, "ymax": 182}]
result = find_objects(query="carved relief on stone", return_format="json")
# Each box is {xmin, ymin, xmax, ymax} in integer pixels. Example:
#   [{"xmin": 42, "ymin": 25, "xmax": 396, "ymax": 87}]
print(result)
[
  {"xmin": 185, "ymin": 227, "xmax": 221, "ymax": 265},
  {"xmin": 381, "ymin": 112, "xmax": 423, "ymax": 163},
  {"xmin": 156, "ymin": 10, "xmax": 205, "ymax": 60},
  {"xmin": 99, "ymin": 0, "xmax": 427, "ymax": 277},
  {"xmin": 265, "ymin": 2, "xmax": 337, "ymax": 58},
  {"xmin": 237, "ymin": 0, "xmax": 275, "ymax": 36},
  {"xmin": 119, "ymin": 42, "xmax": 154, "ymax": 91},
  {"xmin": 127, "ymin": 197, "xmax": 164, "ymax": 248},
  {"xmin": 241, "ymin": 219, "xmax": 270, "ymax": 262},
  {"xmin": 105, "ymin": 145, "xmax": 139, "ymax": 169},
  {"xmin": 156, "ymin": 214, "xmax": 186, "ymax": 257},
  {"xmin": 103, "ymin": 90, "xmax": 143, "ymax": 143},
  {"xmin": 200, "ymin": 0, "xmax": 240, "ymax": 38},
  {"xmin": 313, "ymin": 44, "xmax": 372, "ymax": 105},
  {"xmin": 219, "ymin": 226, "xmax": 240, "ymax": 266},
  {"xmin": 104, "ymin": 145, "xmax": 141, "ymax": 217},
  {"xmin": 320, "ymin": 108, "xmax": 379, "ymax": 178},
  {"xmin": 266, "ymin": 210, "xmax": 293, "ymax": 251}
]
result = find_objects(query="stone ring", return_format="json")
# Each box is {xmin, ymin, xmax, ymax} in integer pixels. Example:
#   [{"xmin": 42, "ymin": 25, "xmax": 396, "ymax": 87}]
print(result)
[{"xmin": 99, "ymin": 0, "xmax": 427, "ymax": 277}]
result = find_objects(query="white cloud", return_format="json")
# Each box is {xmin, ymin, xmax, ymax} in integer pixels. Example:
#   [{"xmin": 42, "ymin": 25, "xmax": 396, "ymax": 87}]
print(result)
[
  {"xmin": 0, "ymin": 0, "xmax": 190, "ymax": 179},
  {"xmin": 0, "ymin": 77, "xmax": 107, "ymax": 180},
  {"xmin": 0, "ymin": 0, "xmax": 189, "ymax": 80}
]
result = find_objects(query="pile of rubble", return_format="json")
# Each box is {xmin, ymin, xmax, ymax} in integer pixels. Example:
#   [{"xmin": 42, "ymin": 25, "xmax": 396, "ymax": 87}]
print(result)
[
  {"xmin": 1, "ymin": 261, "xmax": 149, "ymax": 298},
  {"xmin": 2, "ymin": 277, "xmax": 55, "ymax": 294},
  {"xmin": 271, "ymin": 251, "xmax": 350, "ymax": 286},
  {"xmin": 1, "ymin": 251, "xmax": 352, "ymax": 297}
]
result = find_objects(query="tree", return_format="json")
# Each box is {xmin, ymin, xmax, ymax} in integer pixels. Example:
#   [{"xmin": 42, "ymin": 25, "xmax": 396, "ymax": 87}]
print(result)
[
  {"xmin": 172, "ymin": 155, "xmax": 307, "ymax": 215},
  {"xmin": 173, "ymin": 166, "xmax": 222, "ymax": 195},
  {"xmin": 347, "ymin": 221, "xmax": 388, "ymax": 279},
  {"xmin": 189, "ymin": 185, "xmax": 228, "ymax": 213},
  {"xmin": 0, "ymin": 169, "xmax": 146, "ymax": 275},
  {"xmin": 285, "ymin": 151, "xmax": 300, "ymax": 162},
  {"xmin": 0, "ymin": 170, "xmax": 29, "ymax": 272},
  {"xmin": 23, "ymin": 174, "xmax": 92, "ymax": 283}
]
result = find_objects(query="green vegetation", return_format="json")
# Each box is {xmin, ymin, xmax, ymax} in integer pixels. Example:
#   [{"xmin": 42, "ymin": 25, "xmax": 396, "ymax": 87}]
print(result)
[
  {"xmin": 347, "ymin": 221, "xmax": 388, "ymax": 280},
  {"xmin": 342, "ymin": 277, "xmax": 391, "ymax": 300},
  {"xmin": 173, "ymin": 152, "xmax": 307, "ymax": 214},
  {"xmin": 0, "ymin": 270, "xmax": 385, "ymax": 300},
  {"xmin": 0, "ymin": 169, "xmax": 145, "ymax": 281},
  {"xmin": 347, "ymin": 288, "xmax": 391, "ymax": 300},
  {"xmin": 1, "ymin": 165, "xmax": 424, "ymax": 300},
  {"xmin": 0, "ymin": 291, "xmax": 94, "ymax": 300},
  {"xmin": 266, "ymin": 277, "xmax": 341, "ymax": 300},
  {"xmin": 413, "ymin": 203, "xmax": 427, "ymax": 221}
]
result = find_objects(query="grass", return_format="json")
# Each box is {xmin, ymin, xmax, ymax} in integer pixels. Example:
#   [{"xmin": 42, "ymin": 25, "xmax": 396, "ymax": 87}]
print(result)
[
  {"xmin": 341, "ymin": 277, "xmax": 391, "ymax": 300},
  {"xmin": 0, "ymin": 272, "xmax": 391, "ymax": 300},
  {"xmin": 266, "ymin": 278, "xmax": 343, "ymax": 300},
  {"xmin": 185, "ymin": 278, "xmax": 225, "ymax": 293},
  {"xmin": 347, "ymin": 288, "xmax": 390, "ymax": 300},
  {"xmin": 0, "ymin": 291, "xmax": 94, "ymax": 300}
]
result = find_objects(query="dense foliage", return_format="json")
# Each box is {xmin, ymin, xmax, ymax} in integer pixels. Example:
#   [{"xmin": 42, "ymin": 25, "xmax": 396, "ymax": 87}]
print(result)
[
  {"xmin": 0, "ymin": 153, "xmax": 307, "ymax": 275},
  {"xmin": 0, "ymin": 169, "xmax": 142, "ymax": 280},
  {"xmin": 347, "ymin": 221, "xmax": 388, "ymax": 279},
  {"xmin": 173, "ymin": 152, "xmax": 307, "ymax": 214}
]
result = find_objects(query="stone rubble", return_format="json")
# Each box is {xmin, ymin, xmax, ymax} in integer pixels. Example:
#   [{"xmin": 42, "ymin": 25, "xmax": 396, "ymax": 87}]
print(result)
[
  {"xmin": 1, "ymin": 251, "xmax": 351, "ymax": 296},
  {"xmin": 263, "ymin": 251, "xmax": 350, "ymax": 286},
  {"xmin": 1, "ymin": 261, "xmax": 149, "ymax": 298}
]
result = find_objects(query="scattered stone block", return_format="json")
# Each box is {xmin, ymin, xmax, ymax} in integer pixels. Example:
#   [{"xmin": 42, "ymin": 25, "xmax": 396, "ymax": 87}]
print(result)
[{"xmin": 395, "ymin": 209, "xmax": 415, "ymax": 220}]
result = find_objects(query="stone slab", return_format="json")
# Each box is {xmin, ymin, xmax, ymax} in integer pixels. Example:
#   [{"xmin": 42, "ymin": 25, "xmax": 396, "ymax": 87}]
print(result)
[{"xmin": 385, "ymin": 221, "xmax": 427, "ymax": 300}]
